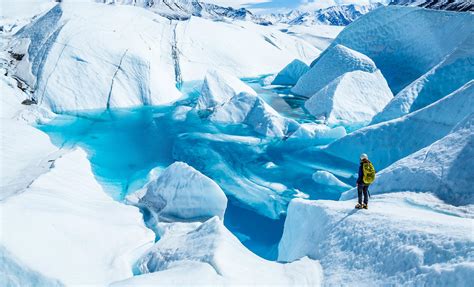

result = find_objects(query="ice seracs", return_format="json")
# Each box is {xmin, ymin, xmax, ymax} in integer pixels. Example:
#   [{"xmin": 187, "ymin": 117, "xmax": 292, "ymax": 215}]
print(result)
[
  {"xmin": 323, "ymin": 81, "xmax": 474, "ymax": 169},
  {"xmin": 271, "ymin": 59, "xmax": 309, "ymax": 86},
  {"xmin": 312, "ymin": 170, "xmax": 351, "ymax": 189},
  {"xmin": 304, "ymin": 70, "xmax": 393, "ymax": 128},
  {"xmin": 139, "ymin": 162, "xmax": 227, "ymax": 222},
  {"xmin": 342, "ymin": 113, "xmax": 474, "ymax": 205},
  {"xmin": 209, "ymin": 92, "xmax": 299, "ymax": 137},
  {"xmin": 291, "ymin": 44, "xmax": 377, "ymax": 97},
  {"xmin": 128, "ymin": 217, "xmax": 322, "ymax": 285},
  {"xmin": 196, "ymin": 69, "xmax": 257, "ymax": 110}
]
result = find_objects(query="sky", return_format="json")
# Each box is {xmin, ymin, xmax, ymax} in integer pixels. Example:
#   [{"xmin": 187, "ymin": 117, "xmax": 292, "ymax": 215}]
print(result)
[{"xmin": 206, "ymin": 0, "xmax": 388, "ymax": 13}]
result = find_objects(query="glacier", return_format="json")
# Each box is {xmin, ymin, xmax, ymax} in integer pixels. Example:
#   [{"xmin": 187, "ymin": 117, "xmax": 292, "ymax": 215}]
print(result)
[{"xmin": 1, "ymin": 1, "xmax": 473, "ymax": 286}]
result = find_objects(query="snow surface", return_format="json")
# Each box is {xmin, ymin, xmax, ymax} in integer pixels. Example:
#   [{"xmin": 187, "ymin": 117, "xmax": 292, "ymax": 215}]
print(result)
[
  {"xmin": 275, "ymin": 24, "xmax": 343, "ymax": 51},
  {"xmin": 9, "ymin": 2, "xmax": 318, "ymax": 112},
  {"xmin": 327, "ymin": 6, "xmax": 474, "ymax": 94},
  {"xmin": 304, "ymin": 70, "xmax": 393, "ymax": 128},
  {"xmin": 0, "ymin": 149, "xmax": 154, "ymax": 285},
  {"xmin": 130, "ymin": 217, "xmax": 323, "ymax": 285},
  {"xmin": 196, "ymin": 69, "xmax": 257, "ymax": 110},
  {"xmin": 279, "ymin": 193, "xmax": 474, "ymax": 286},
  {"xmin": 209, "ymin": 92, "xmax": 299, "ymax": 137},
  {"xmin": 138, "ymin": 161, "xmax": 227, "ymax": 222},
  {"xmin": 342, "ymin": 113, "xmax": 474, "ymax": 206},
  {"xmin": 323, "ymin": 80, "xmax": 474, "ymax": 169},
  {"xmin": 372, "ymin": 31, "xmax": 474, "ymax": 124},
  {"xmin": 292, "ymin": 44, "xmax": 377, "ymax": 97},
  {"xmin": 272, "ymin": 59, "xmax": 309, "ymax": 86}
]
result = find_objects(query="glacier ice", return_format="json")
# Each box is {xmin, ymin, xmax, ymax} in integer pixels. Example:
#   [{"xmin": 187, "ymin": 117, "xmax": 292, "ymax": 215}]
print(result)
[
  {"xmin": 209, "ymin": 92, "xmax": 299, "ymax": 138},
  {"xmin": 342, "ymin": 113, "xmax": 474, "ymax": 206},
  {"xmin": 323, "ymin": 81, "xmax": 474, "ymax": 169},
  {"xmin": 304, "ymin": 70, "xmax": 393, "ymax": 128},
  {"xmin": 279, "ymin": 193, "xmax": 474, "ymax": 286},
  {"xmin": 372, "ymin": 32, "xmax": 474, "ymax": 124},
  {"xmin": 134, "ymin": 217, "xmax": 323, "ymax": 285},
  {"xmin": 312, "ymin": 170, "xmax": 351, "ymax": 189},
  {"xmin": 327, "ymin": 6, "xmax": 474, "ymax": 94},
  {"xmin": 291, "ymin": 44, "xmax": 377, "ymax": 97},
  {"xmin": 271, "ymin": 59, "xmax": 309, "ymax": 86},
  {"xmin": 196, "ymin": 69, "xmax": 257, "ymax": 110},
  {"xmin": 0, "ymin": 149, "xmax": 154, "ymax": 285},
  {"xmin": 138, "ymin": 161, "xmax": 227, "ymax": 222}
]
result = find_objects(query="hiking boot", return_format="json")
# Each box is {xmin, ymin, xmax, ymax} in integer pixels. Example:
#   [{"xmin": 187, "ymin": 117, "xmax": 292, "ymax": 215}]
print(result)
[
  {"xmin": 355, "ymin": 203, "xmax": 362, "ymax": 209},
  {"xmin": 363, "ymin": 203, "xmax": 368, "ymax": 209}
]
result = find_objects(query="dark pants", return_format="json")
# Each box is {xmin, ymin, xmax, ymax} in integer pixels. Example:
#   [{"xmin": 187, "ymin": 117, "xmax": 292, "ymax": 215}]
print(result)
[{"xmin": 358, "ymin": 184, "xmax": 369, "ymax": 205}]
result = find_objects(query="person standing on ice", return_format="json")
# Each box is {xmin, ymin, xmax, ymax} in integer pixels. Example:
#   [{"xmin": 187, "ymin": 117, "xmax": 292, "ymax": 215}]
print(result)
[{"xmin": 355, "ymin": 153, "xmax": 376, "ymax": 209}]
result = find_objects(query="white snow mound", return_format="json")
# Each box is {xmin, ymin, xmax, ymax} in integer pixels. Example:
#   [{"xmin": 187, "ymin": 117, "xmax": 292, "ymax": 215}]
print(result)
[
  {"xmin": 196, "ymin": 69, "xmax": 257, "ymax": 110},
  {"xmin": 139, "ymin": 161, "xmax": 227, "ymax": 221},
  {"xmin": 304, "ymin": 70, "xmax": 393, "ymax": 128},
  {"xmin": 134, "ymin": 217, "xmax": 323, "ymax": 285},
  {"xmin": 210, "ymin": 92, "xmax": 299, "ymax": 137},
  {"xmin": 292, "ymin": 44, "xmax": 377, "ymax": 97},
  {"xmin": 0, "ymin": 149, "xmax": 154, "ymax": 286},
  {"xmin": 279, "ymin": 193, "xmax": 474, "ymax": 286},
  {"xmin": 272, "ymin": 59, "xmax": 310, "ymax": 86}
]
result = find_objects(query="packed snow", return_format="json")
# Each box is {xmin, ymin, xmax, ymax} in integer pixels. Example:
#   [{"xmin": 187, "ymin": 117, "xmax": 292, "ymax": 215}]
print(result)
[
  {"xmin": 304, "ymin": 70, "xmax": 393, "ymax": 128},
  {"xmin": 138, "ymin": 161, "xmax": 228, "ymax": 222},
  {"xmin": 323, "ymin": 81, "xmax": 474, "ymax": 169},
  {"xmin": 130, "ymin": 217, "xmax": 322, "ymax": 285},
  {"xmin": 272, "ymin": 59, "xmax": 310, "ymax": 86},
  {"xmin": 196, "ymin": 69, "xmax": 257, "ymax": 110},
  {"xmin": 279, "ymin": 193, "xmax": 474, "ymax": 286},
  {"xmin": 292, "ymin": 44, "xmax": 378, "ymax": 97}
]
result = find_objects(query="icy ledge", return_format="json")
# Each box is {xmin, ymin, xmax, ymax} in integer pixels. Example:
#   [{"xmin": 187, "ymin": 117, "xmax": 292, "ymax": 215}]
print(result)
[{"xmin": 112, "ymin": 217, "xmax": 323, "ymax": 286}]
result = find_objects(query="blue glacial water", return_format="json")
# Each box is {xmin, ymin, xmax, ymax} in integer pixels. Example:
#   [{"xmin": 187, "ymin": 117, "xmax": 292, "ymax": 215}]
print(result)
[{"xmin": 38, "ymin": 78, "xmax": 358, "ymax": 261}]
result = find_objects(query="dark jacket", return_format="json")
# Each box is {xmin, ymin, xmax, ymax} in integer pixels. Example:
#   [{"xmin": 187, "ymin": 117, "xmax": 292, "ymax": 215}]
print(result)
[{"xmin": 357, "ymin": 159, "xmax": 370, "ymax": 185}]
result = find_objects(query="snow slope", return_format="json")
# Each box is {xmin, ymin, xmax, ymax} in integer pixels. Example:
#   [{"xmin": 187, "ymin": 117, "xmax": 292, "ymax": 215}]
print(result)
[
  {"xmin": 0, "ymin": 149, "xmax": 154, "ymax": 285},
  {"xmin": 372, "ymin": 31, "xmax": 474, "ymax": 123},
  {"xmin": 323, "ymin": 81, "xmax": 474, "ymax": 169},
  {"xmin": 279, "ymin": 193, "xmax": 474, "ymax": 286},
  {"xmin": 196, "ymin": 69, "xmax": 257, "ymax": 110},
  {"xmin": 9, "ymin": 2, "xmax": 318, "ymax": 112},
  {"xmin": 130, "ymin": 217, "xmax": 323, "ymax": 285},
  {"xmin": 304, "ymin": 70, "xmax": 393, "ymax": 128},
  {"xmin": 326, "ymin": 6, "xmax": 474, "ymax": 94},
  {"xmin": 138, "ymin": 161, "xmax": 227, "ymax": 222},
  {"xmin": 342, "ymin": 113, "xmax": 474, "ymax": 206},
  {"xmin": 292, "ymin": 44, "xmax": 377, "ymax": 97},
  {"xmin": 390, "ymin": 0, "xmax": 474, "ymax": 12}
]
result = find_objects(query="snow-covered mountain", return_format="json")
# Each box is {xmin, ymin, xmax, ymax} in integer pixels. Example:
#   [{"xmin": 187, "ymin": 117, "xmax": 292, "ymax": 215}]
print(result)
[
  {"xmin": 261, "ymin": 4, "xmax": 382, "ymax": 26},
  {"xmin": 390, "ymin": 0, "xmax": 474, "ymax": 11}
]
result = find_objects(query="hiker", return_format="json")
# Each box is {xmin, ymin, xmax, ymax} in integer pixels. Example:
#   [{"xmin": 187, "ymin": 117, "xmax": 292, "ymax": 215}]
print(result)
[{"xmin": 356, "ymin": 153, "xmax": 376, "ymax": 209}]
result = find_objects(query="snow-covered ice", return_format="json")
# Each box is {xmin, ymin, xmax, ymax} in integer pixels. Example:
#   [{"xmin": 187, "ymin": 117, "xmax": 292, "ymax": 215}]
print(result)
[
  {"xmin": 196, "ymin": 69, "xmax": 257, "ymax": 110},
  {"xmin": 312, "ymin": 170, "xmax": 351, "ymax": 189},
  {"xmin": 138, "ymin": 161, "xmax": 227, "ymax": 222},
  {"xmin": 279, "ymin": 193, "xmax": 474, "ymax": 286},
  {"xmin": 292, "ymin": 44, "xmax": 377, "ymax": 97},
  {"xmin": 324, "ymin": 81, "xmax": 474, "ymax": 169},
  {"xmin": 304, "ymin": 70, "xmax": 393, "ymax": 128},
  {"xmin": 131, "ymin": 217, "xmax": 323, "ymax": 285},
  {"xmin": 272, "ymin": 59, "xmax": 310, "ymax": 86},
  {"xmin": 342, "ymin": 113, "xmax": 474, "ymax": 206},
  {"xmin": 210, "ymin": 92, "xmax": 299, "ymax": 137},
  {"xmin": 0, "ymin": 149, "xmax": 154, "ymax": 285}
]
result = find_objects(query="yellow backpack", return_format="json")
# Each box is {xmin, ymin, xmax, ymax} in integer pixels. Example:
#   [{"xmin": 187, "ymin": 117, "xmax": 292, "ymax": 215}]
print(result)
[{"xmin": 363, "ymin": 161, "xmax": 376, "ymax": 185}]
